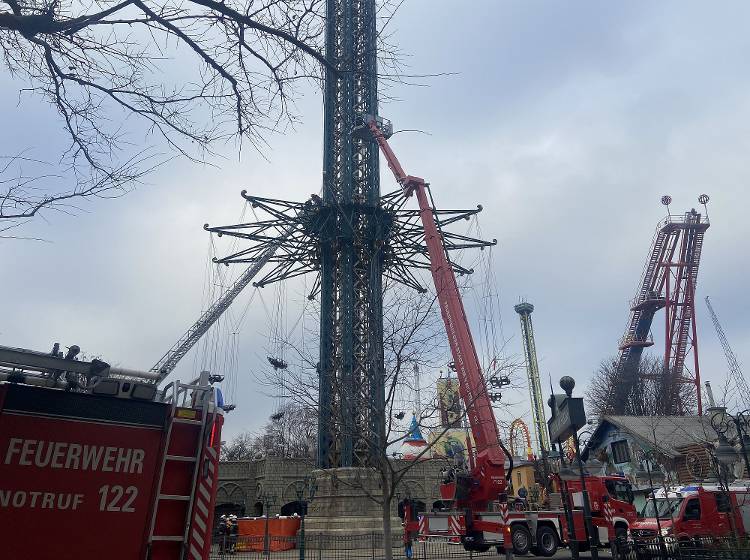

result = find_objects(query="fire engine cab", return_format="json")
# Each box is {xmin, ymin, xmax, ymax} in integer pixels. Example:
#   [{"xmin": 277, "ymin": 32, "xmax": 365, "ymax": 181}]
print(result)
[
  {"xmin": 631, "ymin": 483, "xmax": 750, "ymax": 543},
  {"xmin": 0, "ymin": 344, "xmax": 224, "ymax": 560}
]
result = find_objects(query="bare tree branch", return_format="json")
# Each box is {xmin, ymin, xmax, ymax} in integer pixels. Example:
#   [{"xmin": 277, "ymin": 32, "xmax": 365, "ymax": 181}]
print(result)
[{"xmin": 0, "ymin": 0, "xmax": 331, "ymax": 230}]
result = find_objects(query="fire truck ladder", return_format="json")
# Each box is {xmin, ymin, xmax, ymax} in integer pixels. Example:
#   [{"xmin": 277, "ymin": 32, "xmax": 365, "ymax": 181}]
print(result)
[
  {"xmin": 148, "ymin": 376, "xmax": 217, "ymax": 557},
  {"xmin": 150, "ymin": 225, "xmax": 294, "ymax": 384}
]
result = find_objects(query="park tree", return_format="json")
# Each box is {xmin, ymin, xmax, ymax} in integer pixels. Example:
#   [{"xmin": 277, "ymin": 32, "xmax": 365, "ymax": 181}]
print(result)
[
  {"xmin": 254, "ymin": 282, "xmax": 519, "ymax": 559},
  {"xmin": 0, "ymin": 0, "xmax": 331, "ymax": 232},
  {"xmin": 220, "ymin": 401, "xmax": 317, "ymax": 460},
  {"xmin": 586, "ymin": 355, "xmax": 698, "ymax": 418}
]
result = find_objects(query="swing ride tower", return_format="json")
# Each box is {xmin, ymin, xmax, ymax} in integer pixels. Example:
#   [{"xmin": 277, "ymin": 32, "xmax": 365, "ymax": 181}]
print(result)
[
  {"xmin": 205, "ymin": 0, "xmax": 495, "ymax": 470},
  {"xmin": 316, "ymin": 0, "xmax": 384, "ymax": 469}
]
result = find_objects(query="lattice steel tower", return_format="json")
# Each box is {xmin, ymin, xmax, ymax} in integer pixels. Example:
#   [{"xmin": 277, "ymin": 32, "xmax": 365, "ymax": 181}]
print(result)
[
  {"xmin": 205, "ymin": 0, "xmax": 494, "ymax": 470},
  {"xmin": 614, "ymin": 196, "xmax": 710, "ymax": 414},
  {"xmin": 317, "ymin": 0, "xmax": 383, "ymax": 468},
  {"xmin": 514, "ymin": 302, "xmax": 550, "ymax": 455}
]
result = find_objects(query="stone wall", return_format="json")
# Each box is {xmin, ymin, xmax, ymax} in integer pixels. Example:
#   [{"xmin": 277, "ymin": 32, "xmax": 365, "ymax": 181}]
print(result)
[{"xmin": 216, "ymin": 457, "xmax": 445, "ymax": 518}]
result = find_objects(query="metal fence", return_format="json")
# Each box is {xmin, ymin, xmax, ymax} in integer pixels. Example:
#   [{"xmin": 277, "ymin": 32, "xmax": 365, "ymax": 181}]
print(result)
[
  {"xmin": 211, "ymin": 534, "xmax": 505, "ymax": 559},
  {"xmin": 614, "ymin": 537, "xmax": 750, "ymax": 560},
  {"xmin": 210, "ymin": 535, "xmax": 750, "ymax": 560}
]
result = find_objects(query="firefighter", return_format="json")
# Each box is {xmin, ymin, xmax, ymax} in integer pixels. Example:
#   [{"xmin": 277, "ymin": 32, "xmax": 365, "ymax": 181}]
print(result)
[
  {"xmin": 228, "ymin": 515, "xmax": 238, "ymax": 554},
  {"xmin": 218, "ymin": 515, "xmax": 229, "ymax": 553}
]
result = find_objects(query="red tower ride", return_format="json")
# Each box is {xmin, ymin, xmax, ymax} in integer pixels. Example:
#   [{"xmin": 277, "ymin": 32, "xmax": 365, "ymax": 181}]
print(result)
[{"xmin": 616, "ymin": 195, "xmax": 710, "ymax": 414}]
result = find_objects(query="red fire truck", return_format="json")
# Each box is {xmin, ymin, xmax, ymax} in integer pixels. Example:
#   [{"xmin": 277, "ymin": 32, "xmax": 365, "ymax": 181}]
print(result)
[
  {"xmin": 416, "ymin": 473, "xmax": 637, "ymax": 556},
  {"xmin": 359, "ymin": 114, "xmax": 638, "ymax": 556},
  {"xmin": 0, "ymin": 344, "xmax": 224, "ymax": 560},
  {"xmin": 631, "ymin": 483, "xmax": 750, "ymax": 544}
]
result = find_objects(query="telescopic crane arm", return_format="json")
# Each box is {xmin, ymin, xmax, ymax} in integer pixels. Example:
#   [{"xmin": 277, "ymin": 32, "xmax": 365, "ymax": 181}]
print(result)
[
  {"xmin": 150, "ymin": 226, "xmax": 292, "ymax": 384},
  {"xmin": 362, "ymin": 115, "xmax": 508, "ymax": 509}
]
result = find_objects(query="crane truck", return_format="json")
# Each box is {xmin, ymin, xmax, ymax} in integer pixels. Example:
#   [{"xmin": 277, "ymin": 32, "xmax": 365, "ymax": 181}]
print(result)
[
  {"xmin": 0, "ymin": 344, "xmax": 224, "ymax": 560},
  {"xmin": 358, "ymin": 114, "xmax": 637, "ymax": 556}
]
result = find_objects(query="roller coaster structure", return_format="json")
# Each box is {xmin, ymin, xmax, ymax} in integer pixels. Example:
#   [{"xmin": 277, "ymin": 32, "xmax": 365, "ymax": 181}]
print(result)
[{"xmin": 614, "ymin": 196, "xmax": 710, "ymax": 414}]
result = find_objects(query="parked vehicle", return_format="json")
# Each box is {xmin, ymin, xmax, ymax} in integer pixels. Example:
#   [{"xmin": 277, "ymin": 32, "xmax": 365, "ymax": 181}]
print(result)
[
  {"xmin": 0, "ymin": 345, "xmax": 224, "ymax": 560},
  {"xmin": 630, "ymin": 483, "xmax": 750, "ymax": 545},
  {"xmin": 361, "ymin": 114, "xmax": 640, "ymax": 556}
]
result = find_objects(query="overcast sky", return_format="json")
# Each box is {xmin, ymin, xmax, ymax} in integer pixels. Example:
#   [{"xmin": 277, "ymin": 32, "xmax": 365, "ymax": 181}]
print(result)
[{"xmin": 2, "ymin": 0, "xmax": 749, "ymax": 446}]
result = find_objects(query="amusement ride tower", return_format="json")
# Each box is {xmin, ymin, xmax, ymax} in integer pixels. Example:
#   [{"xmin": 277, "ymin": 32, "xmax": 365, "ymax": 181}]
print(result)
[{"xmin": 205, "ymin": 0, "xmax": 493, "ymax": 472}]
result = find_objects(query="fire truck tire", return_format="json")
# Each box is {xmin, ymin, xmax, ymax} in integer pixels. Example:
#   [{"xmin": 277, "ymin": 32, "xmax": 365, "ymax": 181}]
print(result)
[
  {"xmin": 511, "ymin": 524, "xmax": 532, "ymax": 555},
  {"xmin": 611, "ymin": 525, "xmax": 628, "ymax": 555},
  {"xmin": 534, "ymin": 525, "xmax": 559, "ymax": 557}
]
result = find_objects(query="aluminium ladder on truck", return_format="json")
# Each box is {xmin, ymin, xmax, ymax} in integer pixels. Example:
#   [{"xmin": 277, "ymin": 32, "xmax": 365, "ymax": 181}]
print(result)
[{"xmin": 0, "ymin": 345, "xmax": 224, "ymax": 560}]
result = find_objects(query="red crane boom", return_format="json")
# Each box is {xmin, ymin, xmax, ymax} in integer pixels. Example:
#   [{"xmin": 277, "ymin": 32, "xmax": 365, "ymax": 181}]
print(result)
[{"xmin": 363, "ymin": 116, "xmax": 508, "ymax": 512}]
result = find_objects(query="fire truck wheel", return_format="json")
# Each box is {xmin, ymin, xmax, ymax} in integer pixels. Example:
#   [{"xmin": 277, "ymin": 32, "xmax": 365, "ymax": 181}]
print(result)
[
  {"xmin": 535, "ymin": 525, "xmax": 558, "ymax": 557},
  {"xmin": 615, "ymin": 525, "xmax": 628, "ymax": 541},
  {"xmin": 511, "ymin": 524, "xmax": 532, "ymax": 555},
  {"xmin": 611, "ymin": 525, "xmax": 628, "ymax": 555}
]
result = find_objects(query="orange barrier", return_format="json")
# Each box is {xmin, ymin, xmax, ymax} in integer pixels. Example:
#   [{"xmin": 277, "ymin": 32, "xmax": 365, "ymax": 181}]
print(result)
[{"xmin": 236, "ymin": 516, "xmax": 301, "ymax": 552}]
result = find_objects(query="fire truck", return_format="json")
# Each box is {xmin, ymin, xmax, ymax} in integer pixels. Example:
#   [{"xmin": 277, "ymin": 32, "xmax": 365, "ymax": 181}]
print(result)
[
  {"xmin": 631, "ymin": 483, "xmax": 750, "ymax": 544},
  {"xmin": 0, "ymin": 344, "xmax": 224, "ymax": 560},
  {"xmin": 358, "ymin": 114, "xmax": 638, "ymax": 555}
]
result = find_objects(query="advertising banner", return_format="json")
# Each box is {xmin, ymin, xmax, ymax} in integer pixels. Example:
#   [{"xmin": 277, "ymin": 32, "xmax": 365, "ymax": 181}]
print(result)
[
  {"xmin": 436, "ymin": 377, "xmax": 463, "ymax": 429},
  {"xmin": 428, "ymin": 428, "xmax": 473, "ymax": 466}
]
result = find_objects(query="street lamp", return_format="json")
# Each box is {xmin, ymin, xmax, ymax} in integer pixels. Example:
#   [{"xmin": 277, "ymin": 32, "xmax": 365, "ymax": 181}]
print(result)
[
  {"xmin": 715, "ymin": 435, "xmax": 739, "ymax": 470},
  {"xmin": 634, "ymin": 449, "xmax": 668, "ymax": 558},
  {"xmin": 558, "ymin": 376, "xmax": 599, "ymax": 560},
  {"xmin": 292, "ymin": 476, "xmax": 316, "ymax": 560},
  {"xmin": 259, "ymin": 492, "xmax": 277, "ymax": 559},
  {"xmin": 710, "ymin": 407, "xmax": 750, "ymax": 479},
  {"xmin": 548, "ymin": 447, "xmax": 577, "ymax": 560}
]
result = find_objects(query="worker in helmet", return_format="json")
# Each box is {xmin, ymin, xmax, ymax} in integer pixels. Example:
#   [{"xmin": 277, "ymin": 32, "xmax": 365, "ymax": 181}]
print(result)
[
  {"xmin": 228, "ymin": 515, "xmax": 238, "ymax": 553},
  {"xmin": 218, "ymin": 515, "xmax": 228, "ymax": 553}
]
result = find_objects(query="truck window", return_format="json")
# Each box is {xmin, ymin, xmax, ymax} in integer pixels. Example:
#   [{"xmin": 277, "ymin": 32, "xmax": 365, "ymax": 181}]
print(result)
[
  {"xmin": 683, "ymin": 498, "xmax": 701, "ymax": 521},
  {"xmin": 714, "ymin": 493, "xmax": 731, "ymax": 513},
  {"xmin": 641, "ymin": 498, "xmax": 682, "ymax": 519},
  {"xmin": 605, "ymin": 479, "xmax": 635, "ymax": 504}
]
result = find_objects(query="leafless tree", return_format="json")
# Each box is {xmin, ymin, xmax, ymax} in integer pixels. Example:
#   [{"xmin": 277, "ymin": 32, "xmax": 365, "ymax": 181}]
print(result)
[
  {"xmin": 221, "ymin": 431, "xmax": 259, "ymax": 461},
  {"xmin": 220, "ymin": 401, "xmax": 316, "ymax": 460},
  {"xmin": 254, "ymin": 282, "xmax": 519, "ymax": 559},
  {"xmin": 0, "ymin": 0, "xmax": 331, "ymax": 230},
  {"xmin": 587, "ymin": 355, "xmax": 698, "ymax": 418}
]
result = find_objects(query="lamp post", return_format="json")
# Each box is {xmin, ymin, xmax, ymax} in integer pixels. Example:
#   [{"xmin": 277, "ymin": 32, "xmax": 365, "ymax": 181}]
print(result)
[
  {"xmin": 557, "ymin": 376, "xmax": 599, "ymax": 560},
  {"xmin": 634, "ymin": 449, "xmax": 667, "ymax": 558},
  {"xmin": 292, "ymin": 476, "xmax": 316, "ymax": 560},
  {"xmin": 259, "ymin": 492, "xmax": 277, "ymax": 559},
  {"xmin": 551, "ymin": 446, "xmax": 579, "ymax": 560},
  {"xmin": 710, "ymin": 407, "xmax": 750, "ymax": 479}
]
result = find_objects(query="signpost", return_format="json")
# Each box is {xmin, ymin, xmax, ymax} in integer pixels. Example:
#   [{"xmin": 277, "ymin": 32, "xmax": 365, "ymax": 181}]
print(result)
[{"xmin": 547, "ymin": 377, "xmax": 598, "ymax": 560}]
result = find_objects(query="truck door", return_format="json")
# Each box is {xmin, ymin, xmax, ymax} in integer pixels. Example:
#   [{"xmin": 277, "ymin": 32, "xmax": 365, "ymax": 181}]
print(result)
[
  {"xmin": 713, "ymin": 492, "xmax": 732, "ymax": 537},
  {"xmin": 679, "ymin": 497, "xmax": 702, "ymax": 539}
]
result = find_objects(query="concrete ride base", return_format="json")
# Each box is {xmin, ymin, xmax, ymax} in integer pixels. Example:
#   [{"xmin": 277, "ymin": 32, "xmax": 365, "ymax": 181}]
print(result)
[{"xmin": 304, "ymin": 467, "xmax": 403, "ymax": 541}]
